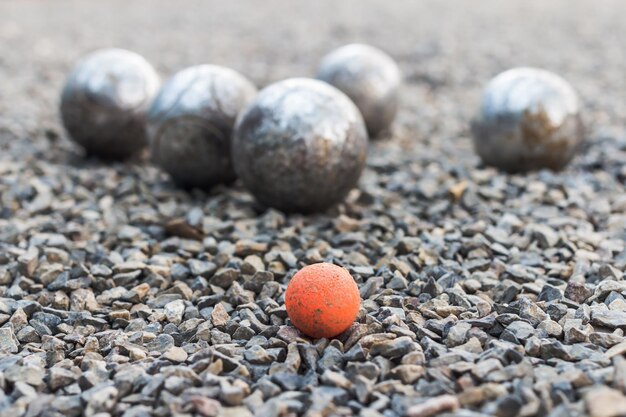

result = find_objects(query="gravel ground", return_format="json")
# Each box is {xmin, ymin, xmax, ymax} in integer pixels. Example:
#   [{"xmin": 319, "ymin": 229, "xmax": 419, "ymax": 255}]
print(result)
[{"xmin": 1, "ymin": 1, "xmax": 626, "ymax": 416}]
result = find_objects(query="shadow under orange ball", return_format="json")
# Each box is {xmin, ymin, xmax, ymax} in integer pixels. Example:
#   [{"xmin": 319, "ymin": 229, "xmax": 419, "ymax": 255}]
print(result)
[{"xmin": 285, "ymin": 262, "xmax": 361, "ymax": 339}]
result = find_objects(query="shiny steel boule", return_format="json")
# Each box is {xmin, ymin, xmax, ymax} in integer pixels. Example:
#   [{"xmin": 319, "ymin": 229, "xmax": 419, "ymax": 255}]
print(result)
[
  {"xmin": 471, "ymin": 67, "xmax": 584, "ymax": 172},
  {"xmin": 317, "ymin": 43, "xmax": 401, "ymax": 137},
  {"xmin": 147, "ymin": 65, "xmax": 257, "ymax": 189},
  {"xmin": 60, "ymin": 48, "xmax": 160, "ymax": 159},
  {"xmin": 232, "ymin": 78, "xmax": 368, "ymax": 213}
]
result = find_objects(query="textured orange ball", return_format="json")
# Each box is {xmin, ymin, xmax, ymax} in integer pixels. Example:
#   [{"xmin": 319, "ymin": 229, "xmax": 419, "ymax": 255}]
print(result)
[{"xmin": 285, "ymin": 262, "xmax": 361, "ymax": 339}]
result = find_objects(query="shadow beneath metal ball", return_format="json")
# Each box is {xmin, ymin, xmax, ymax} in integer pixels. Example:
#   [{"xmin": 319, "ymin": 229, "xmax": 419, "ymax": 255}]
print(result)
[
  {"xmin": 369, "ymin": 125, "xmax": 396, "ymax": 142},
  {"xmin": 168, "ymin": 178, "xmax": 238, "ymax": 201},
  {"xmin": 243, "ymin": 186, "xmax": 367, "ymax": 220},
  {"xmin": 62, "ymin": 145, "xmax": 151, "ymax": 169}
]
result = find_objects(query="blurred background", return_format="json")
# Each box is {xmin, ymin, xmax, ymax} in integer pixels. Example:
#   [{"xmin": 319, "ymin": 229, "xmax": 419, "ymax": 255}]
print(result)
[
  {"xmin": 0, "ymin": 0, "xmax": 625, "ymax": 164},
  {"xmin": 1, "ymin": 4, "xmax": 625, "ymax": 417}
]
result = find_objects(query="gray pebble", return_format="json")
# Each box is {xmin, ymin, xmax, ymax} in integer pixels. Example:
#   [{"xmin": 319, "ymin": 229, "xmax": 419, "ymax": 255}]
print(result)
[{"xmin": 0, "ymin": 328, "xmax": 18, "ymax": 353}]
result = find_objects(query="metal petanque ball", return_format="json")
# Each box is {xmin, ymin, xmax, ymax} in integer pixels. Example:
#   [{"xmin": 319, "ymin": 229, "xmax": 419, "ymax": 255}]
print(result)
[
  {"xmin": 471, "ymin": 67, "xmax": 585, "ymax": 173},
  {"xmin": 60, "ymin": 48, "xmax": 160, "ymax": 159},
  {"xmin": 317, "ymin": 43, "xmax": 401, "ymax": 137},
  {"xmin": 232, "ymin": 78, "xmax": 368, "ymax": 213},
  {"xmin": 147, "ymin": 65, "xmax": 257, "ymax": 189}
]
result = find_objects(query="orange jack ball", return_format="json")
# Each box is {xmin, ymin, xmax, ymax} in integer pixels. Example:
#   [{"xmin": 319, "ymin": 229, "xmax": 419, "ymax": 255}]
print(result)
[{"xmin": 285, "ymin": 262, "xmax": 361, "ymax": 339}]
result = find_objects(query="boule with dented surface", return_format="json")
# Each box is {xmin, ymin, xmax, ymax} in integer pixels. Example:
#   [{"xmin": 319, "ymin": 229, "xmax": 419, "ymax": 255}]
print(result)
[
  {"xmin": 232, "ymin": 78, "xmax": 368, "ymax": 213},
  {"xmin": 471, "ymin": 67, "xmax": 585, "ymax": 173},
  {"xmin": 60, "ymin": 48, "xmax": 160, "ymax": 159},
  {"xmin": 317, "ymin": 43, "xmax": 401, "ymax": 137},
  {"xmin": 147, "ymin": 65, "xmax": 257, "ymax": 189}
]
